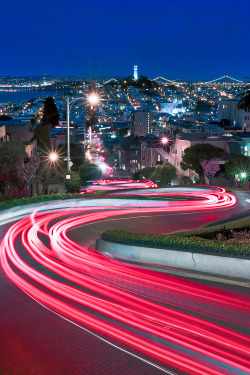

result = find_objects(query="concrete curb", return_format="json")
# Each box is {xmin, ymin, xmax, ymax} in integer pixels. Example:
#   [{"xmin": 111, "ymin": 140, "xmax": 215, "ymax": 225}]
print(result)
[{"xmin": 96, "ymin": 239, "xmax": 250, "ymax": 280}]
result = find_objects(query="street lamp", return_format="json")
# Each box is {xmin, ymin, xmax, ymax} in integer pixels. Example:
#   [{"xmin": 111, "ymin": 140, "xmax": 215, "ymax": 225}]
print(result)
[
  {"xmin": 240, "ymin": 172, "xmax": 247, "ymax": 179},
  {"xmin": 87, "ymin": 93, "xmax": 99, "ymax": 107},
  {"xmin": 49, "ymin": 152, "xmax": 58, "ymax": 162},
  {"xmin": 161, "ymin": 136, "xmax": 169, "ymax": 145}
]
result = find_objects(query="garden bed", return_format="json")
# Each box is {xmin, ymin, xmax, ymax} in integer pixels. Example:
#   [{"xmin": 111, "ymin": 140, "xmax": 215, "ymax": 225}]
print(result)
[{"xmin": 101, "ymin": 216, "xmax": 250, "ymax": 257}]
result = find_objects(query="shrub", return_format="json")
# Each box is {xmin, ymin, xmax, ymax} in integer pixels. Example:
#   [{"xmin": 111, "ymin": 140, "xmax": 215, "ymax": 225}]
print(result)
[
  {"xmin": 64, "ymin": 172, "xmax": 81, "ymax": 193},
  {"xmin": 101, "ymin": 225, "xmax": 250, "ymax": 257},
  {"xmin": 180, "ymin": 176, "xmax": 193, "ymax": 184}
]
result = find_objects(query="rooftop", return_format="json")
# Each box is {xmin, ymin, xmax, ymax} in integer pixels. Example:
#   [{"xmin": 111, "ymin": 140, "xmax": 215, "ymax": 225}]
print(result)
[
  {"xmin": 0, "ymin": 120, "xmax": 30, "ymax": 127},
  {"xmin": 177, "ymin": 132, "xmax": 244, "ymax": 142}
]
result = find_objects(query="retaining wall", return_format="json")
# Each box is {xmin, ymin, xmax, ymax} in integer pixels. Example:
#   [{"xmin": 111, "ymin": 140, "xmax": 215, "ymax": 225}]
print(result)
[{"xmin": 96, "ymin": 239, "xmax": 250, "ymax": 280}]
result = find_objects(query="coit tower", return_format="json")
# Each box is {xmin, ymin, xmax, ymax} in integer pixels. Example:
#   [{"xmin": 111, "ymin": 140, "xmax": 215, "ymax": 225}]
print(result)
[{"xmin": 134, "ymin": 65, "xmax": 138, "ymax": 80}]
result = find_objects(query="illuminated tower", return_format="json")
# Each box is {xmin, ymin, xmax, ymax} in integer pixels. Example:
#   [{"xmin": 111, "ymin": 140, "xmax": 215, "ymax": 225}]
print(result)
[{"xmin": 134, "ymin": 65, "xmax": 138, "ymax": 81}]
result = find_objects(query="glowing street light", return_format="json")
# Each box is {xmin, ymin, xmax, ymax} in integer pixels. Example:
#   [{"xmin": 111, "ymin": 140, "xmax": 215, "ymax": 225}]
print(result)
[
  {"xmin": 240, "ymin": 172, "xmax": 247, "ymax": 179},
  {"xmin": 49, "ymin": 152, "xmax": 58, "ymax": 162},
  {"xmin": 87, "ymin": 93, "xmax": 99, "ymax": 107},
  {"xmin": 161, "ymin": 136, "xmax": 169, "ymax": 145}
]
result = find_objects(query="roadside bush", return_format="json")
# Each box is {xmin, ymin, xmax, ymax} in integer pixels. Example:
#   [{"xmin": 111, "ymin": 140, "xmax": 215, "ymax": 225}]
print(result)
[
  {"xmin": 101, "ymin": 225, "xmax": 250, "ymax": 257},
  {"xmin": 64, "ymin": 172, "xmax": 81, "ymax": 193},
  {"xmin": 180, "ymin": 176, "xmax": 193, "ymax": 184},
  {"xmin": 141, "ymin": 167, "xmax": 155, "ymax": 179},
  {"xmin": 132, "ymin": 171, "xmax": 141, "ymax": 180},
  {"xmin": 151, "ymin": 162, "xmax": 176, "ymax": 186}
]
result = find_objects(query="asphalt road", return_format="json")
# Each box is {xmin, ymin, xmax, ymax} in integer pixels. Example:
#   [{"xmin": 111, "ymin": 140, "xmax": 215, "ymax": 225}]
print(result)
[
  {"xmin": 0, "ymin": 189, "xmax": 250, "ymax": 375},
  {"xmin": 68, "ymin": 191, "xmax": 250, "ymax": 249}
]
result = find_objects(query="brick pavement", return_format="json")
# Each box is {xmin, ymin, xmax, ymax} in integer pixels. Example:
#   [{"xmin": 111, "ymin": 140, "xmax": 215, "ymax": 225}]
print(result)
[{"xmin": 0, "ymin": 268, "xmax": 168, "ymax": 375}]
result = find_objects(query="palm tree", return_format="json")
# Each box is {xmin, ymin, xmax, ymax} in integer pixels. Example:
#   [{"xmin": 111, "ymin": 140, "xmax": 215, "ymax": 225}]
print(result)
[{"xmin": 238, "ymin": 80, "xmax": 250, "ymax": 111}]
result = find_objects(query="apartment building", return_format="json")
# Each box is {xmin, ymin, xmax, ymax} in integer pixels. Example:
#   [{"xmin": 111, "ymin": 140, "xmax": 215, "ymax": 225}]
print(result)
[{"xmin": 218, "ymin": 98, "xmax": 250, "ymax": 131}]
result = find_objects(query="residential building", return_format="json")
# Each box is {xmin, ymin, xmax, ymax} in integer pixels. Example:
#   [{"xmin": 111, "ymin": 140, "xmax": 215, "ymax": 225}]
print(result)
[
  {"xmin": 3, "ymin": 120, "xmax": 37, "ymax": 157},
  {"xmin": 0, "ymin": 124, "xmax": 9, "ymax": 142},
  {"xmin": 51, "ymin": 126, "xmax": 77, "ymax": 149},
  {"xmin": 131, "ymin": 110, "xmax": 152, "ymax": 137},
  {"xmin": 137, "ymin": 137, "xmax": 169, "ymax": 170},
  {"xmin": 169, "ymin": 132, "xmax": 245, "ymax": 181},
  {"xmin": 120, "ymin": 135, "xmax": 170, "ymax": 172},
  {"xmin": 217, "ymin": 98, "xmax": 250, "ymax": 131}
]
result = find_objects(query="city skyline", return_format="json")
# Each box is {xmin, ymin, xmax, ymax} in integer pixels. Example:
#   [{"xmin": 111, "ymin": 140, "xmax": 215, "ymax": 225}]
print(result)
[{"xmin": 0, "ymin": 0, "xmax": 249, "ymax": 80}]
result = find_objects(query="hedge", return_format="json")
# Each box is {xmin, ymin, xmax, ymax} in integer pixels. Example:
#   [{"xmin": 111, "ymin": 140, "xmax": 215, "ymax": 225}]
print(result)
[
  {"xmin": 0, "ymin": 191, "xmax": 107, "ymax": 212},
  {"xmin": 181, "ymin": 216, "xmax": 250, "ymax": 240},
  {"xmin": 101, "ymin": 227, "xmax": 250, "ymax": 257}
]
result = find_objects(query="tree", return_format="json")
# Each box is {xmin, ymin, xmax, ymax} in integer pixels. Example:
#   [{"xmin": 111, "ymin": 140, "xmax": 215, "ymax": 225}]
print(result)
[
  {"xmin": 70, "ymin": 143, "xmax": 85, "ymax": 171},
  {"xmin": 225, "ymin": 155, "xmax": 250, "ymax": 180},
  {"xmin": 180, "ymin": 144, "xmax": 224, "ymax": 182},
  {"xmin": 195, "ymin": 101, "xmax": 213, "ymax": 114},
  {"xmin": 36, "ymin": 96, "xmax": 60, "ymax": 195},
  {"xmin": 0, "ymin": 115, "xmax": 12, "ymax": 121},
  {"xmin": 20, "ymin": 156, "xmax": 44, "ymax": 197},
  {"xmin": 118, "ymin": 128, "xmax": 129, "ymax": 137},
  {"xmin": 80, "ymin": 164, "xmax": 102, "ymax": 184},
  {"xmin": 35, "ymin": 123, "xmax": 51, "ymax": 152},
  {"xmin": 60, "ymin": 143, "xmax": 85, "ymax": 172},
  {"xmin": 238, "ymin": 89, "xmax": 250, "ymax": 111},
  {"xmin": 35, "ymin": 123, "xmax": 52, "ymax": 195},
  {"xmin": 41, "ymin": 97, "xmax": 60, "ymax": 127},
  {"xmin": 0, "ymin": 142, "xmax": 26, "ymax": 196},
  {"xmin": 137, "ymin": 75, "xmax": 158, "ymax": 89},
  {"xmin": 200, "ymin": 159, "xmax": 220, "ymax": 178},
  {"xmin": 122, "ymin": 75, "xmax": 158, "ymax": 90},
  {"xmin": 141, "ymin": 167, "xmax": 156, "ymax": 179},
  {"xmin": 181, "ymin": 176, "xmax": 192, "ymax": 184},
  {"xmin": 151, "ymin": 161, "xmax": 176, "ymax": 186},
  {"xmin": 132, "ymin": 171, "xmax": 141, "ymax": 180},
  {"xmin": 65, "ymin": 172, "xmax": 81, "ymax": 193}
]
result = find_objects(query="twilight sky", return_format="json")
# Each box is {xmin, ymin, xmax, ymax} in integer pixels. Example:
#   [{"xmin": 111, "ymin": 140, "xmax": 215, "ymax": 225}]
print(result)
[{"xmin": 1, "ymin": 0, "xmax": 249, "ymax": 80}]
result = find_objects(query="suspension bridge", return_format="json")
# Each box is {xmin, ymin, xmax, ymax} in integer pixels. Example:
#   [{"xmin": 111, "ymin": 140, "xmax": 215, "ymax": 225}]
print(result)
[{"xmin": 153, "ymin": 75, "xmax": 249, "ymax": 85}]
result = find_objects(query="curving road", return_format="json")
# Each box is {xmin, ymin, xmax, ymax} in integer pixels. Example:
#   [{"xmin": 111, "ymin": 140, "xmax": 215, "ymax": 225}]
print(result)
[{"xmin": 1, "ymin": 186, "xmax": 250, "ymax": 375}]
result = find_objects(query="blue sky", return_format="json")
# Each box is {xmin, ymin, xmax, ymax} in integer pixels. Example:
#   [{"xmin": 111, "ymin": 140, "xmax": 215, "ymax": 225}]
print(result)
[{"xmin": 1, "ymin": 0, "xmax": 249, "ymax": 80}]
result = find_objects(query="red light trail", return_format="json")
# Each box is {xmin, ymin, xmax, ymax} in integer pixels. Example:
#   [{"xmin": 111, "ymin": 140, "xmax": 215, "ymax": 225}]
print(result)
[
  {"xmin": 1, "ymin": 186, "xmax": 250, "ymax": 374},
  {"xmin": 80, "ymin": 179, "xmax": 158, "ymax": 193}
]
